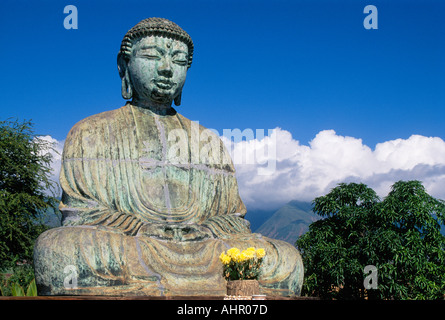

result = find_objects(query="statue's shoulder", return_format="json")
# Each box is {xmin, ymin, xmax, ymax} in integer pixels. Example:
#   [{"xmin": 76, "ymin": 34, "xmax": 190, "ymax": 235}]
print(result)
[
  {"xmin": 175, "ymin": 113, "xmax": 220, "ymax": 137},
  {"xmin": 66, "ymin": 105, "xmax": 128, "ymax": 138}
]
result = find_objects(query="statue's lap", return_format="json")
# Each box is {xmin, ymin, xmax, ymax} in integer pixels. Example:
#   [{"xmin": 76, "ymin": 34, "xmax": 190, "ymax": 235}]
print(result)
[{"xmin": 34, "ymin": 226, "xmax": 303, "ymax": 296}]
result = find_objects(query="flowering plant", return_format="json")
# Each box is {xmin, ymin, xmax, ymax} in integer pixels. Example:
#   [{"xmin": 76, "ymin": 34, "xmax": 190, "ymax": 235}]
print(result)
[{"xmin": 219, "ymin": 247, "xmax": 266, "ymax": 281}]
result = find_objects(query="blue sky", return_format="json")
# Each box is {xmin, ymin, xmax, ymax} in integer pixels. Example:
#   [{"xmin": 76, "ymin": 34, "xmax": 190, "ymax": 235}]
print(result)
[
  {"xmin": 1, "ymin": 0, "xmax": 443, "ymax": 146},
  {"xmin": 1, "ymin": 0, "xmax": 444, "ymax": 207}
]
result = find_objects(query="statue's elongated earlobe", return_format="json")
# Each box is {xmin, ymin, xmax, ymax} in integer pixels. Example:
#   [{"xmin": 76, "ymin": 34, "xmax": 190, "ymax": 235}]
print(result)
[
  {"xmin": 121, "ymin": 70, "xmax": 133, "ymax": 100},
  {"xmin": 117, "ymin": 54, "xmax": 133, "ymax": 100}
]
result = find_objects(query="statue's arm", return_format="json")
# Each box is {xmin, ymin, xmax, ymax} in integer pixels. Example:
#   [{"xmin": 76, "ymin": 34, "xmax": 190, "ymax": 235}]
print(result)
[
  {"xmin": 197, "ymin": 133, "xmax": 252, "ymax": 238},
  {"xmin": 60, "ymin": 193, "xmax": 144, "ymax": 236},
  {"xmin": 58, "ymin": 121, "xmax": 144, "ymax": 236}
]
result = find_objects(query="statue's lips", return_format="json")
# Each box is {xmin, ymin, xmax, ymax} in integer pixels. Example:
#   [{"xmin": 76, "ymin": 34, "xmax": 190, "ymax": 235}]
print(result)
[{"xmin": 154, "ymin": 80, "xmax": 174, "ymax": 90}]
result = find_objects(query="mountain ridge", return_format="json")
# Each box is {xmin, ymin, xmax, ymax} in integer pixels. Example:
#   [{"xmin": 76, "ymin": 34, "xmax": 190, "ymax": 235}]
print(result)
[{"xmin": 252, "ymin": 200, "xmax": 319, "ymax": 244}]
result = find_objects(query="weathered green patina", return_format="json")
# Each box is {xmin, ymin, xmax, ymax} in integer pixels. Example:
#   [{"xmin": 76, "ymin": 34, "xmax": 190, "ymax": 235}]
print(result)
[{"xmin": 33, "ymin": 18, "xmax": 304, "ymax": 296}]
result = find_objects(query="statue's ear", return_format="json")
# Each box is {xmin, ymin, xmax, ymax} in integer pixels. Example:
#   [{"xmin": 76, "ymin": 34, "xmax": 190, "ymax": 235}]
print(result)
[{"xmin": 117, "ymin": 54, "xmax": 133, "ymax": 100}]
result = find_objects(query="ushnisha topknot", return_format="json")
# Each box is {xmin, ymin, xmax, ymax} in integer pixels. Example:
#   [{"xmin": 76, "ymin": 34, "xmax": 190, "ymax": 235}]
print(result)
[{"xmin": 118, "ymin": 17, "xmax": 194, "ymax": 68}]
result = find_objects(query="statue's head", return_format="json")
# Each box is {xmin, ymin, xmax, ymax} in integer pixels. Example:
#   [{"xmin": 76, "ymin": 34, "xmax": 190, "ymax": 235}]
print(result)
[{"xmin": 117, "ymin": 18, "xmax": 194, "ymax": 106}]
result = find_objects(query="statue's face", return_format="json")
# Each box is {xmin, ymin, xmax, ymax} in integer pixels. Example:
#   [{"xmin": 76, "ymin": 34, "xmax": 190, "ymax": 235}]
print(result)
[{"xmin": 128, "ymin": 36, "xmax": 188, "ymax": 105}]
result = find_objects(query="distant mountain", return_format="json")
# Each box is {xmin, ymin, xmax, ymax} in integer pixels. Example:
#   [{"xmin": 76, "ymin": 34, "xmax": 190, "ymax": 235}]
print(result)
[
  {"xmin": 254, "ymin": 200, "xmax": 319, "ymax": 244},
  {"xmin": 245, "ymin": 208, "xmax": 277, "ymax": 232}
]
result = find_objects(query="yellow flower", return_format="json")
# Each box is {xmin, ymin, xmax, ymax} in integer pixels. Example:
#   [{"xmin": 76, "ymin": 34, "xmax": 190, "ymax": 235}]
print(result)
[
  {"xmin": 256, "ymin": 248, "xmax": 266, "ymax": 259},
  {"xmin": 242, "ymin": 248, "xmax": 255, "ymax": 260},
  {"xmin": 238, "ymin": 252, "xmax": 245, "ymax": 262},
  {"xmin": 233, "ymin": 252, "xmax": 243, "ymax": 263},
  {"xmin": 226, "ymin": 247, "xmax": 240, "ymax": 258},
  {"xmin": 219, "ymin": 253, "xmax": 231, "ymax": 265}
]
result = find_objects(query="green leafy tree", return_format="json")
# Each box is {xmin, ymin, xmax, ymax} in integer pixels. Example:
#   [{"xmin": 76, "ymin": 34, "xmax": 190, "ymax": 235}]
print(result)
[
  {"xmin": 296, "ymin": 181, "xmax": 445, "ymax": 300},
  {"xmin": 0, "ymin": 119, "xmax": 58, "ymax": 269},
  {"xmin": 375, "ymin": 181, "xmax": 445, "ymax": 299}
]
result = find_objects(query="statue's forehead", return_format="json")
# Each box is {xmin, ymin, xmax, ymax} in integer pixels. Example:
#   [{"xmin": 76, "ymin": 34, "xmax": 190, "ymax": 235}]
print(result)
[{"xmin": 132, "ymin": 35, "xmax": 188, "ymax": 52}]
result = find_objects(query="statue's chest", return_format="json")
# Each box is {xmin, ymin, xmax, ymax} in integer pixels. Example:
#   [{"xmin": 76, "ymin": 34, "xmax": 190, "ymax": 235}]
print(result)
[
  {"xmin": 136, "ymin": 115, "xmax": 193, "ymax": 173},
  {"xmin": 132, "ymin": 115, "xmax": 195, "ymax": 209}
]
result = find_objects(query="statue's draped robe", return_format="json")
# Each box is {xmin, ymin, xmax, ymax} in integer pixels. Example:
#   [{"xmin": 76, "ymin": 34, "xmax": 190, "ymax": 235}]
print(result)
[{"xmin": 34, "ymin": 103, "xmax": 303, "ymax": 296}]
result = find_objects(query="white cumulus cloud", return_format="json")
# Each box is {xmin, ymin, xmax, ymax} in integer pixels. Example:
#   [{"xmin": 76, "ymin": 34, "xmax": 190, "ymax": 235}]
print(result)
[{"xmin": 224, "ymin": 128, "xmax": 445, "ymax": 209}]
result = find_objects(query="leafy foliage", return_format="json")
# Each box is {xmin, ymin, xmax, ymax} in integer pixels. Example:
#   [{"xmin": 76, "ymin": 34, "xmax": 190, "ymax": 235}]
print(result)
[
  {"xmin": 296, "ymin": 181, "xmax": 445, "ymax": 300},
  {"xmin": 0, "ymin": 119, "xmax": 58, "ymax": 269},
  {"xmin": 9, "ymin": 278, "xmax": 37, "ymax": 296},
  {"xmin": 0, "ymin": 263, "xmax": 37, "ymax": 296}
]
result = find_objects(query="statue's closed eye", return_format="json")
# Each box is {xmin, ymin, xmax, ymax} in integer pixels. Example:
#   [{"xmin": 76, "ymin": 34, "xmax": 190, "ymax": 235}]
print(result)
[
  {"xmin": 172, "ymin": 53, "xmax": 188, "ymax": 66},
  {"xmin": 138, "ymin": 53, "xmax": 161, "ymax": 60},
  {"xmin": 137, "ymin": 47, "xmax": 162, "ymax": 59}
]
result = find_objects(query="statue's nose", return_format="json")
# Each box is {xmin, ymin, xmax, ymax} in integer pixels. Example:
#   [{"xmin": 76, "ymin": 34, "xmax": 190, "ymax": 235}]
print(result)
[{"xmin": 158, "ymin": 57, "xmax": 173, "ymax": 77}]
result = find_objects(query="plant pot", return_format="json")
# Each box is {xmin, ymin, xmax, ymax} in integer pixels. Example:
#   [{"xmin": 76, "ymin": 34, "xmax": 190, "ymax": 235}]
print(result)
[{"xmin": 226, "ymin": 279, "xmax": 260, "ymax": 296}]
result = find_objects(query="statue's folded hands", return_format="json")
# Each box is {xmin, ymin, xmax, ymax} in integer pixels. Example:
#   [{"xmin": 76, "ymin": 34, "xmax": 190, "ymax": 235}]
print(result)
[{"xmin": 137, "ymin": 222, "xmax": 214, "ymax": 241}]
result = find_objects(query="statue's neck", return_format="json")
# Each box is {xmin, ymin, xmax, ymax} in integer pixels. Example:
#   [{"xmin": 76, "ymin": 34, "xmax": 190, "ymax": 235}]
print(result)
[{"xmin": 131, "ymin": 98, "xmax": 175, "ymax": 116}]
